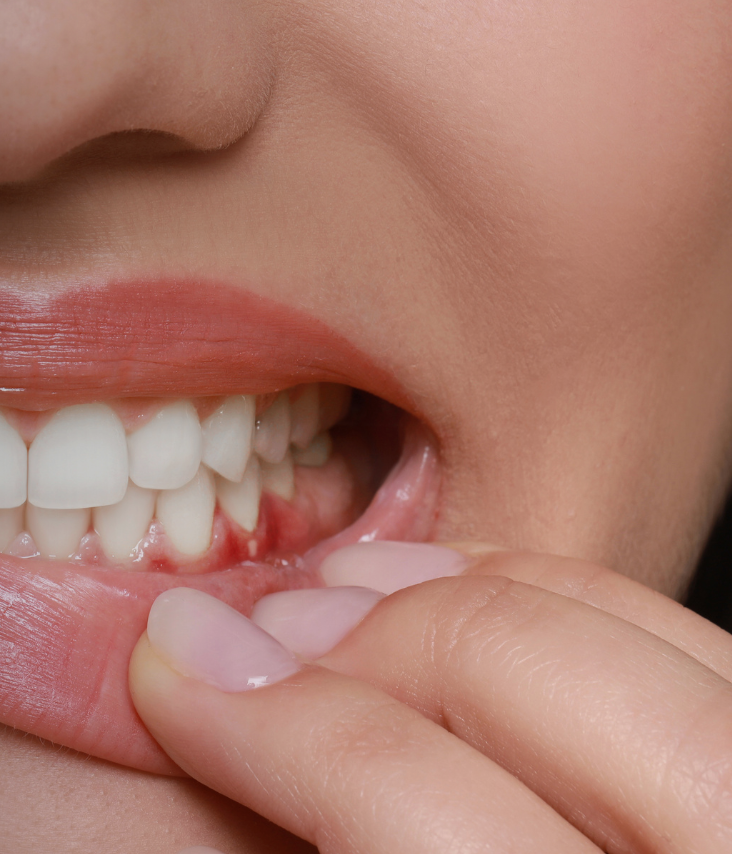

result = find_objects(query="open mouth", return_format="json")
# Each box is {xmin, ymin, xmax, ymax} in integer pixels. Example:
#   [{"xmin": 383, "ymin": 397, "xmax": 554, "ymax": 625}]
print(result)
[
  {"xmin": 0, "ymin": 280, "xmax": 441, "ymax": 776},
  {"xmin": 2, "ymin": 384, "xmax": 392, "ymax": 569}
]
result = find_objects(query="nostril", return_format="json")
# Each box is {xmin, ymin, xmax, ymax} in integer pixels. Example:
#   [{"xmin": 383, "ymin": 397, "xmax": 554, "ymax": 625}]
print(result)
[
  {"xmin": 0, "ymin": 0, "xmax": 275, "ymax": 183},
  {"xmin": 0, "ymin": 0, "xmax": 147, "ymax": 182}
]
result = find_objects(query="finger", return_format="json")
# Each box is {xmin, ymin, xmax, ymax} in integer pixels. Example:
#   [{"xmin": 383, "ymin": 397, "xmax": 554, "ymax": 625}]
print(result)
[
  {"xmin": 458, "ymin": 545, "xmax": 732, "ymax": 682},
  {"xmin": 130, "ymin": 588, "xmax": 600, "ymax": 854},
  {"xmin": 320, "ymin": 541, "xmax": 732, "ymax": 681},
  {"xmin": 250, "ymin": 586, "xmax": 385, "ymax": 659},
  {"xmin": 318, "ymin": 546, "xmax": 732, "ymax": 854}
]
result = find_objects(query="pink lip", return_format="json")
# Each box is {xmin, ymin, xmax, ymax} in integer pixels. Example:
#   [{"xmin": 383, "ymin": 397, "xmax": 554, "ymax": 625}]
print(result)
[
  {"xmin": 0, "ymin": 280, "xmax": 440, "ymax": 774},
  {"xmin": 0, "ymin": 279, "xmax": 407, "ymax": 410}
]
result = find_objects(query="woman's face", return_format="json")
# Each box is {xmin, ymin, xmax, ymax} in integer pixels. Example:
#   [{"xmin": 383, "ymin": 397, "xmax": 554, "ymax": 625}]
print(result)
[{"xmin": 2, "ymin": 0, "xmax": 732, "ymax": 850}]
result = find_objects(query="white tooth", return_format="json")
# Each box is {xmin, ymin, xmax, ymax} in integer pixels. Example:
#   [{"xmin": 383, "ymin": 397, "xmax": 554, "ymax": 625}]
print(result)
[
  {"xmin": 93, "ymin": 481, "xmax": 156, "ymax": 561},
  {"xmin": 289, "ymin": 384, "xmax": 320, "ymax": 449},
  {"xmin": 27, "ymin": 403, "xmax": 128, "ymax": 510},
  {"xmin": 156, "ymin": 466, "xmax": 215, "ymax": 555},
  {"xmin": 261, "ymin": 450, "xmax": 295, "ymax": 501},
  {"xmin": 0, "ymin": 506, "xmax": 24, "ymax": 552},
  {"xmin": 0, "ymin": 413, "xmax": 27, "ymax": 509},
  {"xmin": 216, "ymin": 456, "xmax": 262, "ymax": 532},
  {"xmin": 127, "ymin": 400, "xmax": 202, "ymax": 490},
  {"xmin": 253, "ymin": 393, "xmax": 291, "ymax": 464},
  {"xmin": 201, "ymin": 395, "xmax": 255, "ymax": 482},
  {"xmin": 292, "ymin": 431, "xmax": 333, "ymax": 467},
  {"xmin": 26, "ymin": 504, "xmax": 90, "ymax": 559},
  {"xmin": 319, "ymin": 384, "xmax": 352, "ymax": 431}
]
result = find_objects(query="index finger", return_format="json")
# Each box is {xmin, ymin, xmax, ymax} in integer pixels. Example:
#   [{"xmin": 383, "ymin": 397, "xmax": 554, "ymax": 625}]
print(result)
[{"xmin": 130, "ymin": 588, "xmax": 600, "ymax": 854}]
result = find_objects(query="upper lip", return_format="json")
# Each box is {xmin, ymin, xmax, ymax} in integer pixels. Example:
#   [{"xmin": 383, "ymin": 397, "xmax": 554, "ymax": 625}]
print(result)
[
  {"xmin": 0, "ymin": 277, "xmax": 441, "ymax": 775},
  {"xmin": 0, "ymin": 278, "xmax": 410, "ymax": 412}
]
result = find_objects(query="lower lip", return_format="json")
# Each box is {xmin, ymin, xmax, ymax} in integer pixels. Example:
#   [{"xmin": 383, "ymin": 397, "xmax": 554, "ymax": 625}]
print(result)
[{"xmin": 0, "ymin": 422, "xmax": 439, "ymax": 774}]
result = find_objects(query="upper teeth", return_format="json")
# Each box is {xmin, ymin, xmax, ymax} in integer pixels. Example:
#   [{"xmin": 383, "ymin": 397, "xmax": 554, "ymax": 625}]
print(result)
[
  {"xmin": 254, "ymin": 392, "xmax": 292, "ymax": 464},
  {"xmin": 201, "ymin": 394, "xmax": 255, "ymax": 482},
  {"xmin": 0, "ymin": 383, "xmax": 343, "ymax": 562},
  {"xmin": 0, "ymin": 412, "xmax": 28, "ymax": 509},
  {"xmin": 127, "ymin": 400, "xmax": 202, "ymax": 490},
  {"xmin": 28, "ymin": 403, "xmax": 129, "ymax": 510}
]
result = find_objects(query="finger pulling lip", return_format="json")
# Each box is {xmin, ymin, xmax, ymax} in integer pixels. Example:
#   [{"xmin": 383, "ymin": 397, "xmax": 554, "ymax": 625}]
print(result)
[{"xmin": 0, "ymin": 280, "xmax": 441, "ymax": 774}]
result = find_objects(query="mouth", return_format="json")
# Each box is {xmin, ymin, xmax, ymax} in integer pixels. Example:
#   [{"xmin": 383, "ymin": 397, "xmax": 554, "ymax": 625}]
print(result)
[{"xmin": 0, "ymin": 280, "xmax": 441, "ymax": 776}]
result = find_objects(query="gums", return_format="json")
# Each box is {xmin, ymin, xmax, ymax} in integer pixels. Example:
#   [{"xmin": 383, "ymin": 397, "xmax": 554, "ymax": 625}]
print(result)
[{"xmin": 0, "ymin": 420, "xmax": 440, "ymax": 774}]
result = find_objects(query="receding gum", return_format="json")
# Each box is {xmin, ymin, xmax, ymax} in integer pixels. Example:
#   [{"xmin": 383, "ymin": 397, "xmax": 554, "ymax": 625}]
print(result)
[{"xmin": 0, "ymin": 420, "xmax": 439, "ymax": 775}]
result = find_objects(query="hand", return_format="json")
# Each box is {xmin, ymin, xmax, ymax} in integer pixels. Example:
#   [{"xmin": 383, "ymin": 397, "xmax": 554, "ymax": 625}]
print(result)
[{"xmin": 129, "ymin": 541, "xmax": 732, "ymax": 853}]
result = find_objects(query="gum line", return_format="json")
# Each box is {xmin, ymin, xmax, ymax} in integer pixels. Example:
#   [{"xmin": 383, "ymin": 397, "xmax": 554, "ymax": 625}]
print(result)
[{"xmin": 0, "ymin": 383, "xmax": 352, "ymax": 565}]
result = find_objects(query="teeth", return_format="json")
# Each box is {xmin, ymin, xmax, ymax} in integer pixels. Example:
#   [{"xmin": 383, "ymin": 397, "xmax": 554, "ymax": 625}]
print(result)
[
  {"xmin": 1, "ymin": 383, "xmax": 346, "ymax": 561},
  {"xmin": 216, "ymin": 456, "xmax": 262, "ymax": 532},
  {"xmin": 93, "ymin": 481, "xmax": 157, "ymax": 561},
  {"xmin": 0, "ymin": 413, "xmax": 27, "ymax": 509},
  {"xmin": 0, "ymin": 506, "xmax": 23, "ymax": 552},
  {"xmin": 27, "ymin": 404, "xmax": 128, "ymax": 510},
  {"xmin": 201, "ymin": 395, "xmax": 255, "ymax": 482},
  {"xmin": 261, "ymin": 450, "xmax": 295, "ymax": 501},
  {"xmin": 26, "ymin": 504, "xmax": 90, "ymax": 559},
  {"xmin": 254, "ymin": 393, "xmax": 291, "ymax": 464},
  {"xmin": 289, "ymin": 384, "xmax": 320, "ymax": 449},
  {"xmin": 292, "ymin": 431, "xmax": 333, "ymax": 467},
  {"xmin": 127, "ymin": 401, "xmax": 202, "ymax": 490},
  {"xmin": 318, "ymin": 384, "xmax": 352, "ymax": 431},
  {"xmin": 156, "ymin": 466, "xmax": 216, "ymax": 555}
]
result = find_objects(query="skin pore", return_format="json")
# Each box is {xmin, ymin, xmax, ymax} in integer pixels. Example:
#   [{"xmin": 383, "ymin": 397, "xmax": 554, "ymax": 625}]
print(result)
[{"xmin": 1, "ymin": 0, "xmax": 732, "ymax": 850}]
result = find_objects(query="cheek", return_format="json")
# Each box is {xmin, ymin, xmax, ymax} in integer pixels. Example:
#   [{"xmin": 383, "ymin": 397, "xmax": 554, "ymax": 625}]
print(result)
[
  {"xmin": 503, "ymin": 0, "xmax": 732, "ymax": 316},
  {"xmin": 407, "ymin": 1, "xmax": 732, "ymax": 588},
  {"xmin": 440, "ymin": 0, "xmax": 732, "ymax": 392}
]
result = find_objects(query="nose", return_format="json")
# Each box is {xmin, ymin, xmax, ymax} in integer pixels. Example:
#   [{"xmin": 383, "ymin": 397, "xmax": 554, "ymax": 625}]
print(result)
[{"xmin": 0, "ymin": 0, "xmax": 274, "ymax": 182}]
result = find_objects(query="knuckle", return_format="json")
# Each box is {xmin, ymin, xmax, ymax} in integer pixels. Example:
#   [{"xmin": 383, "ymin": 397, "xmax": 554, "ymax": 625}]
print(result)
[{"xmin": 427, "ymin": 575, "xmax": 555, "ymax": 675}]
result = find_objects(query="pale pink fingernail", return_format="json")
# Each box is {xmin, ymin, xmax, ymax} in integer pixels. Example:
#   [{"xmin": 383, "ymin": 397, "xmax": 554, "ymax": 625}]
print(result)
[
  {"xmin": 251, "ymin": 586, "xmax": 385, "ymax": 659},
  {"xmin": 147, "ymin": 588, "xmax": 301, "ymax": 692},
  {"xmin": 318, "ymin": 541, "xmax": 468, "ymax": 595}
]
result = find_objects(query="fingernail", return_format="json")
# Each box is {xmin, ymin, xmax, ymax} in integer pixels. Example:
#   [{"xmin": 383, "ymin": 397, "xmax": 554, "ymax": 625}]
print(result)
[
  {"xmin": 147, "ymin": 588, "xmax": 301, "ymax": 692},
  {"xmin": 176, "ymin": 848, "xmax": 227, "ymax": 854},
  {"xmin": 318, "ymin": 541, "xmax": 468, "ymax": 595},
  {"xmin": 251, "ymin": 586, "xmax": 385, "ymax": 659}
]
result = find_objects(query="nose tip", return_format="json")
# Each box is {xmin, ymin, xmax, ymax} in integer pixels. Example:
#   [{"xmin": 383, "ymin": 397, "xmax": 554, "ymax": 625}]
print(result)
[{"xmin": 0, "ymin": 0, "xmax": 273, "ymax": 182}]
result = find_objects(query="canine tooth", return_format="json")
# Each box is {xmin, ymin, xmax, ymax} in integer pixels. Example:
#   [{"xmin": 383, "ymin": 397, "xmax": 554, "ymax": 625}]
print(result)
[
  {"xmin": 26, "ymin": 504, "xmax": 90, "ymax": 559},
  {"xmin": 261, "ymin": 450, "xmax": 295, "ymax": 501},
  {"xmin": 127, "ymin": 400, "xmax": 202, "ymax": 490},
  {"xmin": 318, "ymin": 384, "xmax": 352, "ymax": 431},
  {"xmin": 292, "ymin": 431, "xmax": 333, "ymax": 467},
  {"xmin": 0, "ymin": 413, "xmax": 27, "ymax": 508},
  {"xmin": 254, "ymin": 393, "xmax": 291, "ymax": 464},
  {"xmin": 28, "ymin": 404, "xmax": 128, "ymax": 510},
  {"xmin": 93, "ymin": 481, "xmax": 156, "ymax": 561},
  {"xmin": 0, "ymin": 506, "xmax": 23, "ymax": 552},
  {"xmin": 201, "ymin": 395, "xmax": 255, "ymax": 482},
  {"xmin": 156, "ymin": 466, "xmax": 215, "ymax": 555},
  {"xmin": 216, "ymin": 456, "xmax": 262, "ymax": 532},
  {"xmin": 289, "ymin": 384, "xmax": 320, "ymax": 449}
]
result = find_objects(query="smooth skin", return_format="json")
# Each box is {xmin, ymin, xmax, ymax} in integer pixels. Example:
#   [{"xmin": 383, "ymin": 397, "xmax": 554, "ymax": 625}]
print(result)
[
  {"xmin": 2, "ymin": 0, "xmax": 732, "ymax": 849},
  {"xmin": 130, "ymin": 546, "xmax": 732, "ymax": 853}
]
